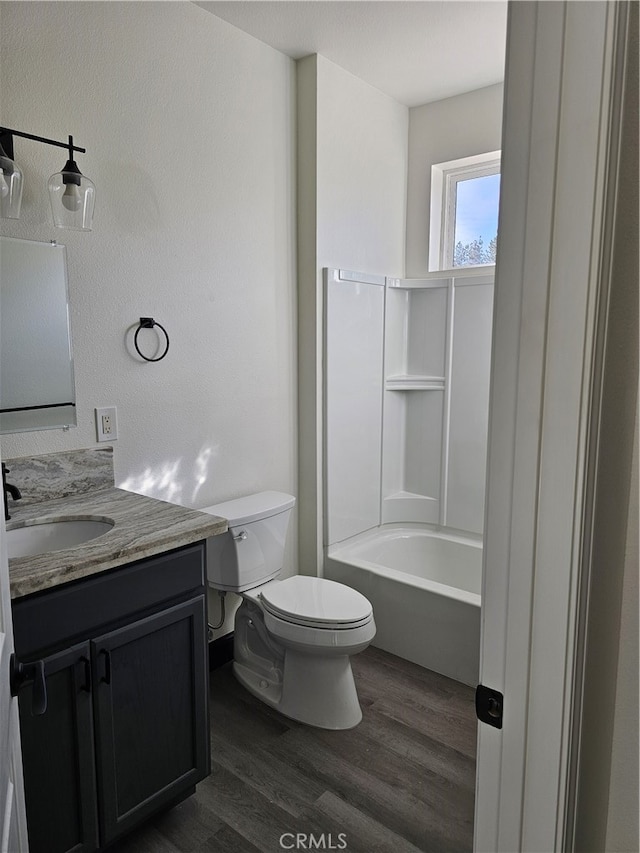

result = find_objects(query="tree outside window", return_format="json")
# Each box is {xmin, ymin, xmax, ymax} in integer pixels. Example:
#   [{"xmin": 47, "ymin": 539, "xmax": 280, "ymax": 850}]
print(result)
[
  {"xmin": 429, "ymin": 152, "xmax": 501, "ymax": 271},
  {"xmin": 452, "ymin": 172, "xmax": 500, "ymax": 267}
]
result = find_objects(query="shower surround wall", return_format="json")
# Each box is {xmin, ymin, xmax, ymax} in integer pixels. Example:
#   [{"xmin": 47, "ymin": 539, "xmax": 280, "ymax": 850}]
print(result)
[
  {"xmin": 324, "ymin": 267, "xmax": 493, "ymax": 683},
  {"xmin": 325, "ymin": 267, "xmax": 494, "ymax": 546}
]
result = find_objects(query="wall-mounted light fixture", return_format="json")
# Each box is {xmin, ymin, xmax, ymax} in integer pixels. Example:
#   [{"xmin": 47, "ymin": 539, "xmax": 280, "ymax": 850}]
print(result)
[{"xmin": 0, "ymin": 127, "xmax": 95, "ymax": 231}]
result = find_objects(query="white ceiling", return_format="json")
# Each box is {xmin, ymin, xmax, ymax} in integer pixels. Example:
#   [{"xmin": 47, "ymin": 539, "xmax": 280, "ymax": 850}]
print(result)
[{"xmin": 195, "ymin": 1, "xmax": 508, "ymax": 107}]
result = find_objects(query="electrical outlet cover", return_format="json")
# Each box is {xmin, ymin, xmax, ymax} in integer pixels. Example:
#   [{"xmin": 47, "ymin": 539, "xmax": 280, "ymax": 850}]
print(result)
[{"xmin": 95, "ymin": 406, "xmax": 118, "ymax": 442}]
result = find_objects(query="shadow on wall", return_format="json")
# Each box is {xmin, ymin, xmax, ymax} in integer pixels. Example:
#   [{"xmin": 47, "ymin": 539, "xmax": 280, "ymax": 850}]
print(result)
[
  {"xmin": 102, "ymin": 160, "xmax": 163, "ymax": 235},
  {"xmin": 119, "ymin": 443, "xmax": 217, "ymax": 506}
]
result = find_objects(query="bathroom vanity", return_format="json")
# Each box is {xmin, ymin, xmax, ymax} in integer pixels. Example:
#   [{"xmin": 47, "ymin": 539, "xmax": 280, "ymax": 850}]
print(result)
[{"xmin": 6, "ymin": 450, "xmax": 226, "ymax": 853}]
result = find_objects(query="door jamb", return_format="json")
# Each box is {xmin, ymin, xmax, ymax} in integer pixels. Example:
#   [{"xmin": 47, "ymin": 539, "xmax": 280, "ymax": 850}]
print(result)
[{"xmin": 473, "ymin": 2, "xmax": 631, "ymax": 850}]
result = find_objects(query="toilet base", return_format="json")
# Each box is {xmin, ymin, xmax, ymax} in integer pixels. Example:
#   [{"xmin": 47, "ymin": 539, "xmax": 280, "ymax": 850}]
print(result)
[{"xmin": 233, "ymin": 649, "xmax": 363, "ymax": 730}]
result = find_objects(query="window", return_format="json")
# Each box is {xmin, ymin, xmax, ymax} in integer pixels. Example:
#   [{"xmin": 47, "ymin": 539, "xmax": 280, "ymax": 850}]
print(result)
[{"xmin": 429, "ymin": 151, "xmax": 501, "ymax": 271}]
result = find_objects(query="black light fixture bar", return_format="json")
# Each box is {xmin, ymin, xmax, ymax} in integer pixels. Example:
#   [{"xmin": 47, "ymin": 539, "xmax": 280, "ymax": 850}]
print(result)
[{"xmin": 0, "ymin": 127, "xmax": 86, "ymax": 159}]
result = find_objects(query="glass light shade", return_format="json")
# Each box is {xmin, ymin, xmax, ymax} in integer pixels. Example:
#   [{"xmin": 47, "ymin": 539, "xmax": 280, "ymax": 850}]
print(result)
[
  {"xmin": 48, "ymin": 169, "xmax": 95, "ymax": 230},
  {"xmin": 0, "ymin": 151, "xmax": 24, "ymax": 219}
]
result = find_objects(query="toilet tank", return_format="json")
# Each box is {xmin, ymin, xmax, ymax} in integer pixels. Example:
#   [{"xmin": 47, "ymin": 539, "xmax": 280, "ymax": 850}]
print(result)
[{"xmin": 200, "ymin": 491, "xmax": 295, "ymax": 592}]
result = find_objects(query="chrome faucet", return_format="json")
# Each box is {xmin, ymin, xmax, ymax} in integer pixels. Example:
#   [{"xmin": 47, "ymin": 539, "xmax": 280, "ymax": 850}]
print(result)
[{"xmin": 2, "ymin": 463, "xmax": 22, "ymax": 521}]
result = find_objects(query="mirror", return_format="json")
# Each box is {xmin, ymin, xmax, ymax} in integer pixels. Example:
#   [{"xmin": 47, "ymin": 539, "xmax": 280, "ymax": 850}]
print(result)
[{"xmin": 0, "ymin": 236, "xmax": 76, "ymax": 433}]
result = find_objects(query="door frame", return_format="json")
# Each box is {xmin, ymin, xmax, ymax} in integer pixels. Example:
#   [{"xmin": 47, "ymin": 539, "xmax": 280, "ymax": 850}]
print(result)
[
  {"xmin": 474, "ymin": 2, "xmax": 632, "ymax": 851},
  {"xmin": 0, "ymin": 515, "xmax": 29, "ymax": 851}
]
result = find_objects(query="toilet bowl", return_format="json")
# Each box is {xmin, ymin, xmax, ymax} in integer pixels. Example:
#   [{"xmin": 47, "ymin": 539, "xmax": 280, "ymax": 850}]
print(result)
[{"xmin": 201, "ymin": 492, "xmax": 376, "ymax": 729}]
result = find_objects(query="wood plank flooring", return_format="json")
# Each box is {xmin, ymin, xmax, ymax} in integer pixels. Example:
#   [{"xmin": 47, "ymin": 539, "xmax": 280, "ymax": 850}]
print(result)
[{"xmin": 110, "ymin": 646, "xmax": 477, "ymax": 853}]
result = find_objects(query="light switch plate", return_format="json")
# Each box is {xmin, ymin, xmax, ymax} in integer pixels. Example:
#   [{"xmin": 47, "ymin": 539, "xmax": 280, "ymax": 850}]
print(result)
[{"xmin": 95, "ymin": 406, "xmax": 118, "ymax": 442}]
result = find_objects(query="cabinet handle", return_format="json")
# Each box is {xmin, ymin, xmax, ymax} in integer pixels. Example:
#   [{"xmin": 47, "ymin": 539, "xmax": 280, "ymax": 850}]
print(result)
[
  {"xmin": 99, "ymin": 649, "xmax": 111, "ymax": 685},
  {"xmin": 9, "ymin": 654, "xmax": 47, "ymax": 716},
  {"xmin": 79, "ymin": 656, "xmax": 92, "ymax": 693}
]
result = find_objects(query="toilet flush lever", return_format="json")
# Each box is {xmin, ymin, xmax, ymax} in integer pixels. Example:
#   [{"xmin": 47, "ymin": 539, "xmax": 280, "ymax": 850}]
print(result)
[{"xmin": 233, "ymin": 530, "xmax": 248, "ymax": 541}]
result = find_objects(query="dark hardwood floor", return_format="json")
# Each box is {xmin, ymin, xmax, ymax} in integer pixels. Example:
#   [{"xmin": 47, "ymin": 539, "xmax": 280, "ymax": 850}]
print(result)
[{"xmin": 110, "ymin": 646, "xmax": 477, "ymax": 853}]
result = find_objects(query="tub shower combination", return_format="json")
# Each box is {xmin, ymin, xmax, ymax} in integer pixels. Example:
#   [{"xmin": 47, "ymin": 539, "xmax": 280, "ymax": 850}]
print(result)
[
  {"xmin": 323, "ymin": 268, "xmax": 493, "ymax": 686},
  {"xmin": 326, "ymin": 525, "xmax": 481, "ymax": 686}
]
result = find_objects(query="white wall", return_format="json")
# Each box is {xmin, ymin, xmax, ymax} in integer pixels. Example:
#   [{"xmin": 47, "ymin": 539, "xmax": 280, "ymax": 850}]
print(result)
[
  {"xmin": 406, "ymin": 84, "xmax": 503, "ymax": 277},
  {"xmin": 316, "ymin": 57, "xmax": 408, "ymax": 277},
  {"xmin": 297, "ymin": 54, "xmax": 408, "ymax": 572},
  {"xmin": 296, "ymin": 56, "xmax": 321, "ymax": 579},
  {"xmin": 0, "ymin": 1, "xmax": 297, "ymax": 633}
]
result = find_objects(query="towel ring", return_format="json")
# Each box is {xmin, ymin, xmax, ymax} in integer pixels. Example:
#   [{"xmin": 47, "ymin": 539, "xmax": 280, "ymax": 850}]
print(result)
[{"xmin": 134, "ymin": 317, "xmax": 170, "ymax": 362}]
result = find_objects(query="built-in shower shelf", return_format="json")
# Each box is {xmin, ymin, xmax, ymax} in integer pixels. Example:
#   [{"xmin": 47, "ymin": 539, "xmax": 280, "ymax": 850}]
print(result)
[
  {"xmin": 383, "ymin": 491, "xmax": 439, "ymax": 524},
  {"xmin": 387, "ymin": 277, "xmax": 451, "ymax": 290},
  {"xmin": 385, "ymin": 490, "xmax": 437, "ymax": 501},
  {"xmin": 385, "ymin": 375, "xmax": 445, "ymax": 391}
]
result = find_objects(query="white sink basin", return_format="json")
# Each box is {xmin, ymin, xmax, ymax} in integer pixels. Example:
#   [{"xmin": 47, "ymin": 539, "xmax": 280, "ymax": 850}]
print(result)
[{"xmin": 7, "ymin": 518, "xmax": 114, "ymax": 559}]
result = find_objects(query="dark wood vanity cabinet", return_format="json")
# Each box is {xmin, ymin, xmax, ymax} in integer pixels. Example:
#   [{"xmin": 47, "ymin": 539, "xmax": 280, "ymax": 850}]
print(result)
[
  {"xmin": 18, "ymin": 640, "xmax": 99, "ymax": 853},
  {"xmin": 12, "ymin": 543, "xmax": 210, "ymax": 853}
]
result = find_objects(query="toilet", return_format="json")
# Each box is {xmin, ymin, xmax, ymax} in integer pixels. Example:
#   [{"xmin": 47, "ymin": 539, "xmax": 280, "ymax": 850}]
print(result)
[{"xmin": 201, "ymin": 491, "xmax": 376, "ymax": 730}]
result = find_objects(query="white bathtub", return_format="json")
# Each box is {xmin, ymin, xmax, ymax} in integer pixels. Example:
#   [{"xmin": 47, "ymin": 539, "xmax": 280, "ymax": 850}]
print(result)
[{"xmin": 325, "ymin": 525, "xmax": 482, "ymax": 686}]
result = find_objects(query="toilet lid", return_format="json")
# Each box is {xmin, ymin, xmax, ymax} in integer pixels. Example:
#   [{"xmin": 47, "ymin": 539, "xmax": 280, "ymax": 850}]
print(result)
[{"xmin": 260, "ymin": 576, "xmax": 372, "ymax": 627}]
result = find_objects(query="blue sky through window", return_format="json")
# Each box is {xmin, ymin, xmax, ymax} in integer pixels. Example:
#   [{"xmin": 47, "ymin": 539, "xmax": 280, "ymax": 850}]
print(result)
[{"xmin": 454, "ymin": 173, "xmax": 501, "ymax": 248}]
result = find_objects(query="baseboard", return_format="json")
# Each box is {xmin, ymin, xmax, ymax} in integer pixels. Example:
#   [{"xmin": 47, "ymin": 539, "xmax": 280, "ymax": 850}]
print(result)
[{"xmin": 208, "ymin": 632, "xmax": 234, "ymax": 670}]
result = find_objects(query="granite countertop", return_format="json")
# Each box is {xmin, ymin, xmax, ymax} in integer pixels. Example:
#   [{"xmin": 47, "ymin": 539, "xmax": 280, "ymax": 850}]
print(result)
[{"xmin": 8, "ymin": 488, "xmax": 227, "ymax": 599}]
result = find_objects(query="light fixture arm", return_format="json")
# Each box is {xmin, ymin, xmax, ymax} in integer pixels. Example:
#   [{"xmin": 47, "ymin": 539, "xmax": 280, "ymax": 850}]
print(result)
[{"xmin": 0, "ymin": 127, "xmax": 86, "ymax": 161}]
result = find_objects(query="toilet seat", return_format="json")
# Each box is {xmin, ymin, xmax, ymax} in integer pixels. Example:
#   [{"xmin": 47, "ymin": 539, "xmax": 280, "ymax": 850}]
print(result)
[
  {"xmin": 263, "ymin": 605, "xmax": 376, "ymax": 653},
  {"xmin": 259, "ymin": 575, "xmax": 373, "ymax": 630}
]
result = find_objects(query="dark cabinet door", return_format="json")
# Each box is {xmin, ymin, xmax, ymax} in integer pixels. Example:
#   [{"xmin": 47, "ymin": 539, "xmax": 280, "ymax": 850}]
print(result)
[
  {"xmin": 91, "ymin": 596, "xmax": 209, "ymax": 846},
  {"xmin": 18, "ymin": 642, "xmax": 99, "ymax": 853}
]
